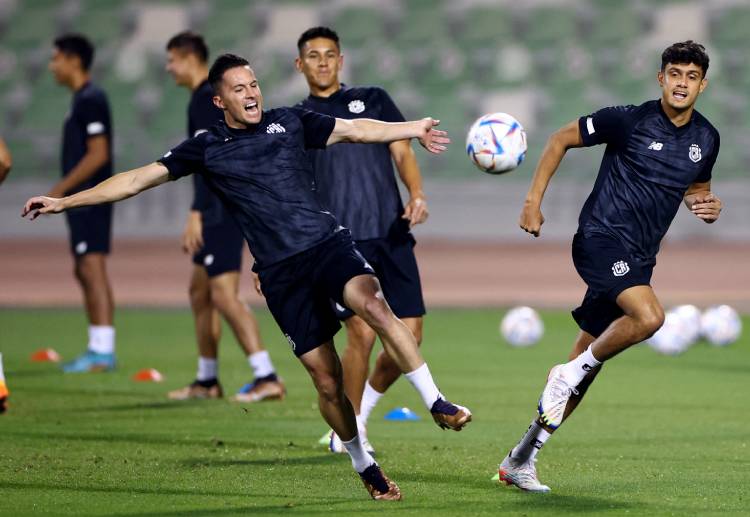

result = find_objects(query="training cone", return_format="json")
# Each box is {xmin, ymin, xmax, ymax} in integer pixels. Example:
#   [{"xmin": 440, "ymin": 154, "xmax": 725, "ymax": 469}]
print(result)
[
  {"xmin": 318, "ymin": 430, "xmax": 332, "ymax": 445},
  {"xmin": 491, "ymin": 472, "xmax": 500, "ymax": 482},
  {"xmin": 132, "ymin": 368, "xmax": 164, "ymax": 382},
  {"xmin": 384, "ymin": 407, "xmax": 420, "ymax": 421},
  {"xmin": 30, "ymin": 348, "xmax": 61, "ymax": 362}
]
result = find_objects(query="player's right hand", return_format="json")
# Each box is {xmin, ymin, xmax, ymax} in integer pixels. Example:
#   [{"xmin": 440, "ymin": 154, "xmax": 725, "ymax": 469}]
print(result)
[
  {"xmin": 182, "ymin": 211, "xmax": 204, "ymax": 255},
  {"xmin": 252, "ymin": 272, "xmax": 263, "ymax": 297},
  {"xmin": 519, "ymin": 202, "xmax": 544, "ymax": 237},
  {"xmin": 21, "ymin": 196, "xmax": 64, "ymax": 220}
]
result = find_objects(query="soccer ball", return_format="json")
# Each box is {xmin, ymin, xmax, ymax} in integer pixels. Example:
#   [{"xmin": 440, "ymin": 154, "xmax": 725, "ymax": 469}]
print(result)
[
  {"xmin": 500, "ymin": 306, "xmax": 543, "ymax": 347},
  {"xmin": 466, "ymin": 112, "xmax": 527, "ymax": 174},
  {"xmin": 700, "ymin": 305, "xmax": 742, "ymax": 346},
  {"xmin": 647, "ymin": 311, "xmax": 690, "ymax": 355},
  {"xmin": 671, "ymin": 304, "xmax": 702, "ymax": 346}
]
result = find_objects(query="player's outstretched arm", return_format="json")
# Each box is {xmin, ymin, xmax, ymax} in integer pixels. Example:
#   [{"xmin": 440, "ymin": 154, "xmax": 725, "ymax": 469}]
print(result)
[
  {"xmin": 22, "ymin": 162, "xmax": 170, "ymax": 220},
  {"xmin": 683, "ymin": 181, "xmax": 722, "ymax": 224},
  {"xmin": 520, "ymin": 120, "xmax": 583, "ymax": 237},
  {"xmin": 328, "ymin": 117, "xmax": 450, "ymax": 154}
]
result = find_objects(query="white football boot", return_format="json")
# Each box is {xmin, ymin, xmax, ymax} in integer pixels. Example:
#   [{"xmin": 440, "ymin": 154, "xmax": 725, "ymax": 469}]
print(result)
[
  {"xmin": 498, "ymin": 453, "xmax": 551, "ymax": 493},
  {"xmin": 538, "ymin": 365, "xmax": 578, "ymax": 430}
]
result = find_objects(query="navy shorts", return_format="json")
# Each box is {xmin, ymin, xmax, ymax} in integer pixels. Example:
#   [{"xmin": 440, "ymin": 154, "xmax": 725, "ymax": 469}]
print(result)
[
  {"xmin": 256, "ymin": 230, "xmax": 375, "ymax": 357},
  {"xmin": 333, "ymin": 233, "xmax": 425, "ymax": 320},
  {"xmin": 65, "ymin": 204, "xmax": 112, "ymax": 257},
  {"xmin": 571, "ymin": 231, "xmax": 654, "ymax": 338},
  {"xmin": 192, "ymin": 217, "xmax": 244, "ymax": 278}
]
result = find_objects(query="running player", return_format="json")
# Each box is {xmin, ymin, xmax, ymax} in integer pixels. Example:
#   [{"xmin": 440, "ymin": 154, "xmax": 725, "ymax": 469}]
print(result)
[
  {"xmin": 48, "ymin": 34, "xmax": 117, "ymax": 373},
  {"xmin": 295, "ymin": 27, "xmax": 428, "ymax": 453},
  {"xmin": 164, "ymin": 32, "xmax": 284, "ymax": 402},
  {"xmin": 24, "ymin": 53, "xmax": 471, "ymax": 501},
  {"xmin": 498, "ymin": 41, "xmax": 722, "ymax": 492}
]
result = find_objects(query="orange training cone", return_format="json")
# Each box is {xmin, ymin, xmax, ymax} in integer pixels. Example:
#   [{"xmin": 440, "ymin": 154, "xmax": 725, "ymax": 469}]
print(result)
[
  {"xmin": 132, "ymin": 368, "xmax": 164, "ymax": 382},
  {"xmin": 30, "ymin": 348, "xmax": 61, "ymax": 362}
]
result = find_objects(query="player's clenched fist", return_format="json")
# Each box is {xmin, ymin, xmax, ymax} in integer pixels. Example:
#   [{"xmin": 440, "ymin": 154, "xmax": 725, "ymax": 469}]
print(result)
[
  {"xmin": 22, "ymin": 196, "xmax": 64, "ymax": 220},
  {"xmin": 519, "ymin": 201, "xmax": 545, "ymax": 237},
  {"xmin": 690, "ymin": 192, "xmax": 722, "ymax": 223}
]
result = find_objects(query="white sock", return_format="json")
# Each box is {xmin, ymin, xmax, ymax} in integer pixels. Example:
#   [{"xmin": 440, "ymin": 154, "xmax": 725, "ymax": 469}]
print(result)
[
  {"xmin": 248, "ymin": 350, "xmax": 275, "ymax": 379},
  {"xmin": 405, "ymin": 363, "xmax": 443, "ymax": 410},
  {"xmin": 196, "ymin": 356, "xmax": 218, "ymax": 381},
  {"xmin": 87, "ymin": 325, "xmax": 115, "ymax": 355},
  {"xmin": 358, "ymin": 381, "xmax": 383, "ymax": 430},
  {"xmin": 560, "ymin": 345, "xmax": 602, "ymax": 387},
  {"xmin": 342, "ymin": 434, "xmax": 376, "ymax": 472},
  {"xmin": 0, "ymin": 352, "xmax": 5, "ymax": 383},
  {"xmin": 510, "ymin": 420, "xmax": 551, "ymax": 463}
]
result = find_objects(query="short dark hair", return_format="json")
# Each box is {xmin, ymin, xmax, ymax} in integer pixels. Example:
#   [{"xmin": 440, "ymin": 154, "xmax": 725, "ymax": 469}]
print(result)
[
  {"xmin": 54, "ymin": 33, "xmax": 95, "ymax": 71},
  {"xmin": 166, "ymin": 31, "xmax": 209, "ymax": 63},
  {"xmin": 208, "ymin": 53, "xmax": 250, "ymax": 92},
  {"xmin": 661, "ymin": 40, "xmax": 709, "ymax": 77},
  {"xmin": 297, "ymin": 26, "xmax": 340, "ymax": 53}
]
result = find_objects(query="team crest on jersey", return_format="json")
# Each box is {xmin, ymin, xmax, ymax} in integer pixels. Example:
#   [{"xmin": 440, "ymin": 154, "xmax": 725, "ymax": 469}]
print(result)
[
  {"xmin": 266, "ymin": 123, "xmax": 286, "ymax": 134},
  {"xmin": 689, "ymin": 143, "xmax": 702, "ymax": 163},
  {"xmin": 612, "ymin": 260, "xmax": 630, "ymax": 277},
  {"xmin": 348, "ymin": 100, "xmax": 365, "ymax": 114}
]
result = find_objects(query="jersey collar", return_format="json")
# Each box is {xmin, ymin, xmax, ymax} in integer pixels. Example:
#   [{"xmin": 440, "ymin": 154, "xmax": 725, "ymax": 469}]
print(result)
[
  {"xmin": 657, "ymin": 98, "xmax": 694, "ymax": 134},
  {"xmin": 307, "ymin": 83, "xmax": 349, "ymax": 102}
]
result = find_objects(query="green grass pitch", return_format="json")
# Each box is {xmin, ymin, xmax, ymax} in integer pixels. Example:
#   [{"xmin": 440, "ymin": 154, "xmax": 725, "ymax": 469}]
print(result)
[{"xmin": 1, "ymin": 308, "xmax": 748, "ymax": 516}]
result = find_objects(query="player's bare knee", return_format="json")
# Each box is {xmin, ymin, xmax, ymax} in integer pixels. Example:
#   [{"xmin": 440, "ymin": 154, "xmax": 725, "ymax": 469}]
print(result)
[
  {"xmin": 209, "ymin": 284, "xmax": 238, "ymax": 313},
  {"xmin": 358, "ymin": 295, "xmax": 392, "ymax": 331},
  {"xmin": 314, "ymin": 372, "xmax": 343, "ymax": 405},
  {"xmin": 638, "ymin": 308, "xmax": 665, "ymax": 339}
]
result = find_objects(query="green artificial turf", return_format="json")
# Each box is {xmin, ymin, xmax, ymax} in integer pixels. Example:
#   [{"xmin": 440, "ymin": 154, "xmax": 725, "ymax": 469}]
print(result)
[{"xmin": 1, "ymin": 308, "xmax": 748, "ymax": 516}]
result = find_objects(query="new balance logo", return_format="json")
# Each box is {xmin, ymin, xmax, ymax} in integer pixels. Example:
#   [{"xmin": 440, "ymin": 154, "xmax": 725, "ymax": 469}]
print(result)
[
  {"xmin": 266, "ymin": 123, "xmax": 286, "ymax": 134},
  {"xmin": 648, "ymin": 141, "xmax": 663, "ymax": 151},
  {"xmin": 612, "ymin": 260, "xmax": 630, "ymax": 277}
]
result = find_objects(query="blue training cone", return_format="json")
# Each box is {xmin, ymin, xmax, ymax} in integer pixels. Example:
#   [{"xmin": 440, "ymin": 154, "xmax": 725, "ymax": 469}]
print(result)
[{"xmin": 384, "ymin": 407, "xmax": 421, "ymax": 421}]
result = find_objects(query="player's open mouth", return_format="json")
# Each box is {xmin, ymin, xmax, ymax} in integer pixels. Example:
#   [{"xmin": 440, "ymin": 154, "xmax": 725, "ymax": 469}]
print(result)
[
  {"xmin": 244, "ymin": 102, "xmax": 258, "ymax": 114},
  {"xmin": 673, "ymin": 91, "xmax": 688, "ymax": 100}
]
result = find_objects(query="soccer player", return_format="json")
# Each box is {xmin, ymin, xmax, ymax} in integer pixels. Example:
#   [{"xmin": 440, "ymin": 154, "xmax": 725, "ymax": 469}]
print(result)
[
  {"xmin": 0, "ymin": 137, "xmax": 11, "ymax": 185},
  {"xmin": 294, "ymin": 27, "xmax": 428, "ymax": 453},
  {"xmin": 23, "ymin": 54, "xmax": 471, "ymax": 501},
  {"xmin": 497, "ymin": 41, "xmax": 722, "ymax": 492},
  {"xmin": 48, "ymin": 34, "xmax": 117, "ymax": 373},
  {"xmin": 164, "ymin": 32, "xmax": 284, "ymax": 402}
]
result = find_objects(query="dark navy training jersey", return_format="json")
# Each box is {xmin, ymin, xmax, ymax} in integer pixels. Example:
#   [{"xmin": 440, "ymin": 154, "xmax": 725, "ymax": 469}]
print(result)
[
  {"xmin": 297, "ymin": 85, "xmax": 406, "ymax": 241},
  {"xmin": 62, "ymin": 82, "xmax": 112, "ymax": 193},
  {"xmin": 577, "ymin": 99, "xmax": 719, "ymax": 261},
  {"xmin": 187, "ymin": 80, "xmax": 226, "ymax": 226},
  {"xmin": 159, "ymin": 107, "xmax": 338, "ymax": 267}
]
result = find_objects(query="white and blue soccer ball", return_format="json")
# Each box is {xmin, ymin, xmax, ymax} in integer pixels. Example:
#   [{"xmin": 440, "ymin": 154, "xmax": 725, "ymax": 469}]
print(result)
[
  {"xmin": 500, "ymin": 306, "xmax": 544, "ymax": 347},
  {"xmin": 700, "ymin": 305, "xmax": 742, "ymax": 346},
  {"xmin": 671, "ymin": 304, "xmax": 703, "ymax": 346},
  {"xmin": 647, "ymin": 310, "xmax": 691, "ymax": 355},
  {"xmin": 466, "ymin": 112, "xmax": 527, "ymax": 174}
]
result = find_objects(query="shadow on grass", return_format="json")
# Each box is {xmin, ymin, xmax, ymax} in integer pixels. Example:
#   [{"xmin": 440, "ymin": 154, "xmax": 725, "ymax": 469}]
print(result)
[
  {"xmin": 2, "ymin": 429, "xmax": 292, "ymax": 451},
  {"xmin": 0, "ymin": 480, "xmax": 244, "ymax": 498},
  {"xmin": 180, "ymin": 454, "xmax": 336, "ymax": 468},
  {"xmin": 497, "ymin": 492, "xmax": 648, "ymax": 514}
]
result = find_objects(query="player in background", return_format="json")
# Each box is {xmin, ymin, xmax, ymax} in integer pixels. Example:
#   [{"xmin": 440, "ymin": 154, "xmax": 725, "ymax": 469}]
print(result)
[
  {"xmin": 0, "ymin": 141, "xmax": 10, "ymax": 410},
  {"xmin": 0, "ymin": 137, "xmax": 11, "ymax": 185},
  {"xmin": 295, "ymin": 27, "xmax": 428, "ymax": 454},
  {"xmin": 165, "ymin": 32, "xmax": 284, "ymax": 402},
  {"xmin": 498, "ymin": 41, "xmax": 722, "ymax": 492},
  {"xmin": 23, "ymin": 54, "xmax": 471, "ymax": 501},
  {"xmin": 48, "ymin": 34, "xmax": 116, "ymax": 373}
]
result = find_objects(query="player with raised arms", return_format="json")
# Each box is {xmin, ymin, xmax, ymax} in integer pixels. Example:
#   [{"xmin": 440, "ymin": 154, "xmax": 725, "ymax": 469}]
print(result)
[
  {"xmin": 23, "ymin": 53, "xmax": 471, "ymax": 501},
  {"xmin": 294, "ymin": 26, "xmax": 429, "ymax": 454},
  {"xmin": 498, "ymin": 41, "xmax": 722, "ymax": 492}
]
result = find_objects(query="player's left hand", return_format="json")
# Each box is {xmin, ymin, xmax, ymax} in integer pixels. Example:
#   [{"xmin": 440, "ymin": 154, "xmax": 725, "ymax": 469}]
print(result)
[
  {"xmin": 691, "ymin": 192, "xmax": 722, "ymax": 223},
  {"xmin": 417, "ymin": 118, "xmax": 450, "ymax": 154},
  {"xmin": 252, "ymin": 272, "xmax": 263, "ymax": 297},
  {"xmin": 22, "ymin": 196, "xmax": 65, "ymax": 220},
  {"xmin": 403, "ymin": 195, "xmax": 429, "ymax": 227}
]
